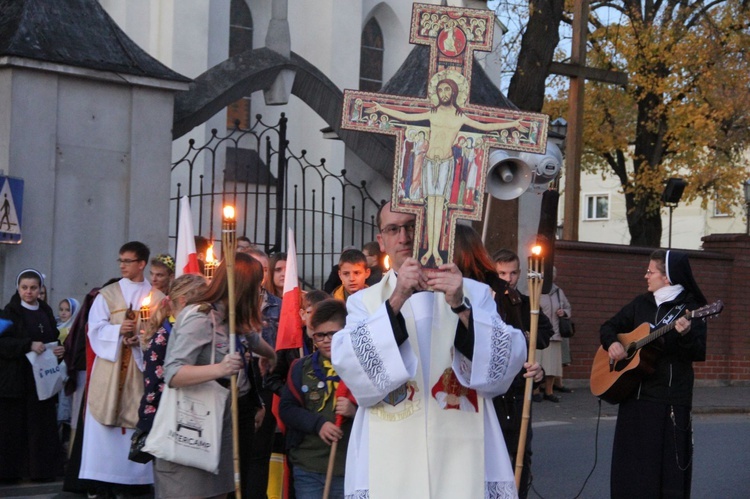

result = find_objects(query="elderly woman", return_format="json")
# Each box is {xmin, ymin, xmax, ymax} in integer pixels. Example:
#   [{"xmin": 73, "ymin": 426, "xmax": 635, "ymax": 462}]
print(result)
[
  {"xmin": 537, "ymin": 267, "xmax": 572, "ymax": 403},
  {"xmin": 600, "ymin": 250, "xmax": 707, "ymax": 499}
]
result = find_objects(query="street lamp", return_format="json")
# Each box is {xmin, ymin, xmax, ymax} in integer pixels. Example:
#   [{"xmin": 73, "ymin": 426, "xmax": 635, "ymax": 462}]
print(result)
[
  {"xmin": 661, "ymin": 177, "xmax": 687, "ymax": 249},
  {"xmin": 743, "ymin": 179, "xmax": 750, "ymax": 235},
  {"xmin": 548, "ymin": 118, "xmax": 568, "ymax": 193}
]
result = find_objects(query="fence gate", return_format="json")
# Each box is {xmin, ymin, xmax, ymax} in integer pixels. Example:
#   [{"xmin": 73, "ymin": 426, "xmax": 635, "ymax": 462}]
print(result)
[{"xmin": 170, "ymin": 114, "xmax": 385, "ymax": 289}]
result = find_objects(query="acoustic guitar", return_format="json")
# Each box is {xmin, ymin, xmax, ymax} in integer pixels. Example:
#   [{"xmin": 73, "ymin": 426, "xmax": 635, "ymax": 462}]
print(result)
[{"xmin": 590, "ymin": 300, "xmax": 723, "ymax": 404}]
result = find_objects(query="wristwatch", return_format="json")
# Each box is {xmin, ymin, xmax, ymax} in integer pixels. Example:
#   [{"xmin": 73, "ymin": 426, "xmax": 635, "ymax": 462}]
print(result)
[{"xmin": 451, "ymin": 297, "xmax": 472, "ymax": 314}]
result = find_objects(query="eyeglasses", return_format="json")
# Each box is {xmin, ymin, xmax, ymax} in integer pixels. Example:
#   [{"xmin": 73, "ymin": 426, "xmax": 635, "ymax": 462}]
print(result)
[
  {"xmin": 380, "ymin": 222, "xmax": 416, "ymax": 237},
  {"xmin": 117, "ymin": 258, "xmax": 140, "ymax": 264},
  {"xmin": 312, "ymin": 331, "xmax": 338, "ymax": 342},
  {"xmin": 645, "ymin": 269, "xmax": 660, "ymax": 276}
]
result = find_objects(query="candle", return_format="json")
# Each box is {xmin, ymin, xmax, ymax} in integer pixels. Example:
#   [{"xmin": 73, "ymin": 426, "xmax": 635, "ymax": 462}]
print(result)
[
  {"xmin": 222, "ymin": 204, "xmax": 237, "ymax": 266},
  {"xmin": 223, "ymin": 205, "xmax": 235, "ymax": 221},
  {"xmin": 204, "ymin": 244, "xmax": 217, "ymax": 280},
  {"xmin": 383, "ymin": 254, "xmax": 391, "ymax": 271},
  {"xmin": 139, "ymin": 294, "xmax": 152, "ymax": 322},
  {"xmin": 528, "ymin": 244, "xmax": 543, "ymax": 279}
]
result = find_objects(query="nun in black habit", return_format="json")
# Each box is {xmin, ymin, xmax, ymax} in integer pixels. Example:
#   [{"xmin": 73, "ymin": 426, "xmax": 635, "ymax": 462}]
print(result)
[
  {"xmin": 1, "ymin": 269, "xmax": 64, "ymax": 483},
  {"xmin": 599, "ymin": 249, "xmax": 708, "ymax": 499}
]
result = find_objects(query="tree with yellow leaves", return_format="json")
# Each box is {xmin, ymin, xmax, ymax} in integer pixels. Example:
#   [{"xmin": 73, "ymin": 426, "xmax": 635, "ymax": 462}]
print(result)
[{"xmin": 542, "ymin": 0, "xmax": 750, "ymax": 246}]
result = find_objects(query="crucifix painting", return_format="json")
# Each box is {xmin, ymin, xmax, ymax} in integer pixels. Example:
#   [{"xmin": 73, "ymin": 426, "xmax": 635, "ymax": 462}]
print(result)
[{"xmin": 342, "ymin": 3, "xmax": 549, "ymax": 268}]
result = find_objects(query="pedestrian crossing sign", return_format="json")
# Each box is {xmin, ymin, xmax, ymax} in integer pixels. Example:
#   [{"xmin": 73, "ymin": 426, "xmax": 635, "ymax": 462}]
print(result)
[{"xmin": 0, "ymin": 176, "xmax": 23, "ymax": 244}]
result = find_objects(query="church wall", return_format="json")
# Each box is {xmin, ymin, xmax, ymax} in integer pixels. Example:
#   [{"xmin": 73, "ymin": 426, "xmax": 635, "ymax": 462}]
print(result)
[
  {"xmin": 0, "ymin": 71, "xmax": 12, "ymax": 174},
  {"xmin": 0, "ymin": 69, "xmax": 59, "ymax": 306},
  {"xmin": 110, "ymin": 0, "xmax": 232, "ymax": 246},
  {"xmin": 245, "ymin": 0, "xmax": 395, "ymax": 269},
  {"xmin": 0, "ymin": 64, "xmax": 179, "ymax": 308},
  {"xmin": 189, "ymin": 0, "xmax": 232, "ymax": 241},
  {"xmin": 129, "ymin": 87, "xmax": 175, "ymax": 250},
  {"xmin": 98, "ymin": 0, "xmax": 230, "ymax": 171},
  {"xmin": 52, "ymin": 76, "xmax": 175, "ymax": 306},
  {"xmin": 363, "ymin": 0, "xmax": 413, "ymax": 83},
  {"xmin": 102, "ymin": 0, "xmax": 519, "ymax": 281},
  {"xmin": 0, "ymin": 69, "xmax": 9, "ymax": 295}
]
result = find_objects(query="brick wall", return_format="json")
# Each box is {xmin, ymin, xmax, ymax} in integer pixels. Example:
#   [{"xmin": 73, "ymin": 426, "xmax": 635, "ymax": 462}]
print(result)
[{"xmin": 554, "ymin": 234, "xmax": 749, "ymax": 386}]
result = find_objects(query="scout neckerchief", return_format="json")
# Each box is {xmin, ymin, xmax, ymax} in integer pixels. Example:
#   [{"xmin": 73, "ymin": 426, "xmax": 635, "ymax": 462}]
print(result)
[{"xmin": 311, "ymin": 350, "xmax": 340, "ymax": 412}]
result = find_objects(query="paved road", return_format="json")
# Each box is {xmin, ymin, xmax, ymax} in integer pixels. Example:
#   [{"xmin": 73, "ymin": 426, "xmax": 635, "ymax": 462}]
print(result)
[
  {"xmin": 3, "ymin": 384, "xmax": 749, "ymax": 498},
  {"xmin": 528, "ymin": 413, "xmax": 750, "ymax": 499}
]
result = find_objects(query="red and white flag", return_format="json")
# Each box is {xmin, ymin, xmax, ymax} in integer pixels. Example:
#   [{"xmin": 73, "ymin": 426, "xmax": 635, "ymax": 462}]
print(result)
[
  {"xmin": 272, "ymin": 228, "xmax": 304, "ymax": 435},
  {"xmin": 275, "ymin": 228, "xmax": 303, "ymax": 351},
  {"xmin": 175, "ymin": 196, "xmax": 201, "ymax": 277}
]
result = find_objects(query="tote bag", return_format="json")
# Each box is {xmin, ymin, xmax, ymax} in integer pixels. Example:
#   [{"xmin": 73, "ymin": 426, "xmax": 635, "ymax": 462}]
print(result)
[
  {"xmin": 142, "ymin": 306, "xmax": 229, "ymax": 474},
  {"xmin": 25, "ymin": 342, "xmax": 65, "ymax": 400}
]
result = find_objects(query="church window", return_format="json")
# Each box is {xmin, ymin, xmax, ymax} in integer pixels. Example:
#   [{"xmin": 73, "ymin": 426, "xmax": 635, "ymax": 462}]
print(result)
[
  {"xmin": 227, "ymin": 0, "xmax": 253, "ymax": 129},
  {"xmin": 359, "ymin": 18, "xmax": 384, "ymax": 92}
]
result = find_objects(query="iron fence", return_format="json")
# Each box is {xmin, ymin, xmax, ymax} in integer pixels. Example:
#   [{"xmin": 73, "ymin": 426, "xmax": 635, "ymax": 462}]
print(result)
[{"xmin": 170, "ymin": 114, "xmax": 385, "ymax": 289}]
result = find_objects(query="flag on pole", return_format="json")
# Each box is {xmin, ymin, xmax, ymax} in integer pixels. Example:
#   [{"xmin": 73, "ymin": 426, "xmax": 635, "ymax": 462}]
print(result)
[
  {"xmin": 175, "ymin": 196, "xmax": 201, "ymax": 277},
  {"xmin": 275, "ymin": 228, "xmax": 303, "ymax": 351},
  {"xmin": 272, "ymin": 228, "xmax": 303, "ymax": 437}
]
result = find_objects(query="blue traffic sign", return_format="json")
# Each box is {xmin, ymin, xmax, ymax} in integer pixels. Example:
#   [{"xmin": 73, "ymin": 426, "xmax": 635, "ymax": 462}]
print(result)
[{"xmin": 0, "ymin": 176, "xmax": 23, "ymax": 244}]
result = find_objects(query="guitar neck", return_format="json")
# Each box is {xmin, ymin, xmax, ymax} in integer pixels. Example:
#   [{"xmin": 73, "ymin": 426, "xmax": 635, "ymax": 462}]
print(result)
[{"xmin": 635, "ymin": 310, "xmax": 692, "ymax": 350}]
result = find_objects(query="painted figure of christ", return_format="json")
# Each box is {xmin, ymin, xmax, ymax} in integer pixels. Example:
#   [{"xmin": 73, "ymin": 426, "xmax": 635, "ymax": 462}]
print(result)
[{"xmin": 373, "ymin": 75, "xmax": 527, "ymax": 266}]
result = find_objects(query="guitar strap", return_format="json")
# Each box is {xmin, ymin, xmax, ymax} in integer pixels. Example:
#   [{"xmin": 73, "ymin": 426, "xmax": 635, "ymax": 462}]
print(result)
[{"xmin": 654, "ymin": 304, "xmax": 686, "ymax": 328}]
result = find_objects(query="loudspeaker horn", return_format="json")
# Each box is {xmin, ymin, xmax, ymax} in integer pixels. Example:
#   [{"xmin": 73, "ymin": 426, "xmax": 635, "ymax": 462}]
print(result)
[{"xmin": 485, "ymin": 149, "xmax": 533, "ymax": 200}]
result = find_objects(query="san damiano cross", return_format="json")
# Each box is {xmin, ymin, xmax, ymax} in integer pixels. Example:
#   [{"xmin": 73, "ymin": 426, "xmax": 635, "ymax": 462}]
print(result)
[{"xmin": 342, "ymin": 3, "xmax": 549, "ymax": 268}]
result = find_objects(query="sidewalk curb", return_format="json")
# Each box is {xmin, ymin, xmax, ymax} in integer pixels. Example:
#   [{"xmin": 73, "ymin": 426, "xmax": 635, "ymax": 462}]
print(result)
[{"xmin": 692, "ymin": 406, "xmax": 750, "ymax": 415}]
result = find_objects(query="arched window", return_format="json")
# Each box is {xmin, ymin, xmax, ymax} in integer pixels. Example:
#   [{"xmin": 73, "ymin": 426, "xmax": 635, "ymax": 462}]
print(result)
[
  {"xmin": 227, "ymin": 0, "xmax": 253, "ymax": 129},
  {"xmin": 359, "ymin": 18, "xmax": 383, "ymax": 92}
]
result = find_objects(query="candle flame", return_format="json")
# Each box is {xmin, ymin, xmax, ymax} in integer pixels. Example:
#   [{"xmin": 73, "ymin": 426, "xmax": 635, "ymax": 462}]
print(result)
[
  {"xmin": 141, "ymin": 294, "xmax": 151, "ymax": 307},
  {"xmin": 223, "ymin": 205, "xmax": 235, "ymax": 220},
  {"xmin": 531, "ymin": 245, "xmax": 542, "ymax": 257},
  {"xmin": 383, "ymin": 255, "xmax": 391, "ymax": 271},
  {"xmin": 206, "ymin": 244, "xmax": 216, "ymax": 263}
]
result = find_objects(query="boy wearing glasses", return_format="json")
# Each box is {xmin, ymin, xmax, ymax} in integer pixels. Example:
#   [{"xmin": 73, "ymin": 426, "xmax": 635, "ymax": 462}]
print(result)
[
  {"xmin": 81, "ymin": 241, "xmax": 165, "ymax": 495},
  {"xmin": 279, "ymin": 299, "xmax": 357, "ymax": 499},
  {"xmin": 332, "ymin": 249, "xmax": 371, "ymax": 302}
]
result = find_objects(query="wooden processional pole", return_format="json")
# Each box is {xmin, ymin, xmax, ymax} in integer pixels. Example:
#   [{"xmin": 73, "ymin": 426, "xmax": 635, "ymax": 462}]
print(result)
[
  {"xmin": 515, "ymin": 245, "xmax": 544, "ymax": 489},
  {"xmin": 222, "ymin": 205, "xmax": 242, "ymax": 498}
]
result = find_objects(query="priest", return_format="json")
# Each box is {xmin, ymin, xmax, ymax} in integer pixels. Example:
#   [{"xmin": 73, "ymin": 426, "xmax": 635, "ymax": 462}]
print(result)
[
  {"xmin": 332, "ymin": 202, "xmax": 526, "ymax": 498},
  {"xmin": 80, "ymin": 241, "xmax": 164, "ymax": 495}
]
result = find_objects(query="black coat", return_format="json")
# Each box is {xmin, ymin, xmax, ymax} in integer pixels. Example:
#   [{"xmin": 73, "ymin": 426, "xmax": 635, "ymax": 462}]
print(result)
[
  {"xmin": 483, "ymin": 271, "xmax": 553, "ymax": 351},
  {"xmin": 599, "ymin": 290, "xmax": 707, "ymax": 407},
  {"xmin": 1, "ymin": 294, "xmax": 60, "ymax": 398},
  {"xmin": 0, "ymin": 307, "xmax": 27, "ymax": 398},
  {"xmin": 484, "ymin": 271, "xmax": 553, "ymax": 399}
]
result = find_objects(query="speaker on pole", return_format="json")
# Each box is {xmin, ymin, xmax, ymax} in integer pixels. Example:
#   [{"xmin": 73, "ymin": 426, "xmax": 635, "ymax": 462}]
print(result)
[{"xmin": 485, "ymin": 150, "xmax": 533, "ymax": 200}]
